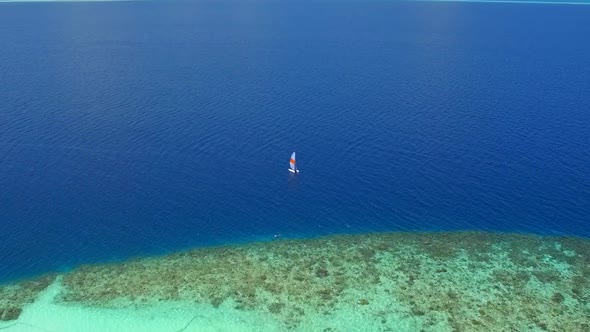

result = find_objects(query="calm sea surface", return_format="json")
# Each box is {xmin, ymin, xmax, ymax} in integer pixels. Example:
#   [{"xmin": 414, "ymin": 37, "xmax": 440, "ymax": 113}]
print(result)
[{"xmin": 0, "ymin": 0, "xmax": 589, "ymax": 282}]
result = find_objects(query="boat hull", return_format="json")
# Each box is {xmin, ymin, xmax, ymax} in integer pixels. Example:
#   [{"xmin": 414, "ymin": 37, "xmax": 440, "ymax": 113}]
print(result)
[{"xmin": 288, "ymin": 169, "xmax": 299, "ymax": 173}]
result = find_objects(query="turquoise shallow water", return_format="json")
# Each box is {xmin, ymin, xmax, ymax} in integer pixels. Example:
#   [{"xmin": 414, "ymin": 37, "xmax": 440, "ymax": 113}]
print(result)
[{"xmin": 0, "ymin": 0, "xmax": 589, "ymax": 283}]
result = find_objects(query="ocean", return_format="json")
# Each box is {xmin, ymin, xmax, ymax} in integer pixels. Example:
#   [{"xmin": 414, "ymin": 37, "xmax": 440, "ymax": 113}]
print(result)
[{"xmin": 1, "ymin": 0, "xmax": 589, "ymax": 284}]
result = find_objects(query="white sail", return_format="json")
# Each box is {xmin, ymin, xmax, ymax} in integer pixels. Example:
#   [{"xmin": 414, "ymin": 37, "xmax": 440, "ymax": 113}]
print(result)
[{"xmin": 289, "ymin": 152, "xmax": 296, "ymax": 170}]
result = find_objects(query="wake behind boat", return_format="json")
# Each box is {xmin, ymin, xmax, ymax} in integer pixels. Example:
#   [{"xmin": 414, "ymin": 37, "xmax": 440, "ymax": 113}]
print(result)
[{"xmin": 289, "ymin": 152, "xmax": 299, "ymax": 174}]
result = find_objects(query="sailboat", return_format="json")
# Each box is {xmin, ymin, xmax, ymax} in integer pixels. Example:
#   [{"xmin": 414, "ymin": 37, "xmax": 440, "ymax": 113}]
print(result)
[{"xmin": 289, "ymin": 152, "xmax": 299, "ymax": 174}]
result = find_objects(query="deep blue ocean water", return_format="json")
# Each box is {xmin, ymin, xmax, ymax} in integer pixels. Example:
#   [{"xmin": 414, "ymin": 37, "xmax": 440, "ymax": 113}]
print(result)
[{"xmin": 1, "ymin": 0, "xmax": 589, "ymax": 282}]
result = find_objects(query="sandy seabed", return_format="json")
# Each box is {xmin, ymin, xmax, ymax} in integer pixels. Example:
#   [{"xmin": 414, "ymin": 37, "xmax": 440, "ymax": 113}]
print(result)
[{"xmin": 1, "ymin": 231, "xmax": 589, "ymax": 331}]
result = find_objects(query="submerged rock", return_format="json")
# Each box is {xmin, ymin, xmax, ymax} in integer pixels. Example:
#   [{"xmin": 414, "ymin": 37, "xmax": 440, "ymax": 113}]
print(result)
[{"xmin": 0, "ymin": 307, "xmax": 22, "ymax": 321}]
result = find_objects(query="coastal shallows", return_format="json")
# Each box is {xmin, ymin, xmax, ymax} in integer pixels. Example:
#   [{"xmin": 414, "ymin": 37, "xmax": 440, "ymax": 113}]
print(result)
[{"xmin": 1, "ymin": 231, "xmax": 589, "ymax": 331}]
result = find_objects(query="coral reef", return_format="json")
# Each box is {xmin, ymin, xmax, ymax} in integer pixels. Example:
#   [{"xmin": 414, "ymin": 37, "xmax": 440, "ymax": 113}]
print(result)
[
  {"xmin": 0, "ymin": 274, "xmax": 56, "ymax": 321},
  {"xmin": 49, "ymin": 231, "xmax": 590, "ymax": 331}
]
